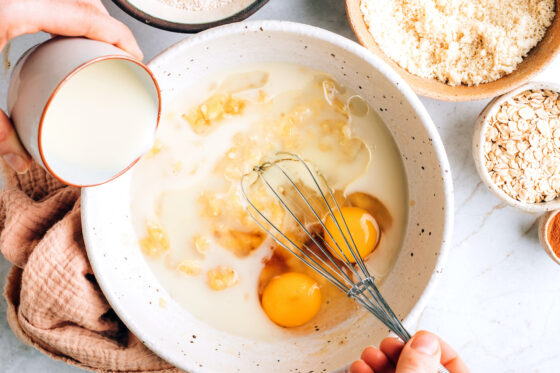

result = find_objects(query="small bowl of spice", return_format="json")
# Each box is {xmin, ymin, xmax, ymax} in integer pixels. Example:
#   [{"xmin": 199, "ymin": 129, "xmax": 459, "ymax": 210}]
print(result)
[
  {"xmin": 539, "ymin": 210, "xmax": 560, "ymax": 264},
  {"xmin": 473, "ymin": 81, "xmax": 560, "ymax": 213}
]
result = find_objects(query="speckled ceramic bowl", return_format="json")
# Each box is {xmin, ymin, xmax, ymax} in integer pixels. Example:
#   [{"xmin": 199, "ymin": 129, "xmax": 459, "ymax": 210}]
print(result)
[
  {"xmin": 473, "ymin": 81, "xmax": 560, "ymax": 213},
  {"xmin": 81, "ymin": 21, "xmax": 453, "ymax": 373}
]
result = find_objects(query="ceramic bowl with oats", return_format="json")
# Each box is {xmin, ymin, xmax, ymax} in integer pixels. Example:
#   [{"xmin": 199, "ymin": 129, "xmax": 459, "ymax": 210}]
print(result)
[{"xmin": 473, "ymin": 81, "xmax": 560, "ymax": 213}]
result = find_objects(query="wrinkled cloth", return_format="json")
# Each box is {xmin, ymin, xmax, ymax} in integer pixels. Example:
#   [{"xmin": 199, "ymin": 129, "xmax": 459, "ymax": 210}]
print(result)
[{"xmin": 1, "ymin": 162, "xmax": 180, "ymax": 373}]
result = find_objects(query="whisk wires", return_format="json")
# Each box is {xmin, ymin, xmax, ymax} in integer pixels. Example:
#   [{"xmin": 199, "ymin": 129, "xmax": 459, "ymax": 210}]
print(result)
[{"xmin": 240, "ymin": 152, "xmax": 410, "ymax": 342}]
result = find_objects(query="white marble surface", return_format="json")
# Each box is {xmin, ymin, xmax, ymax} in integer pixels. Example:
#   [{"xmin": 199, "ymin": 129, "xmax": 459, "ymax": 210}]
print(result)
[{"xmin": 1, "ymin": 0, "xmax": 560, "ymax": 372}]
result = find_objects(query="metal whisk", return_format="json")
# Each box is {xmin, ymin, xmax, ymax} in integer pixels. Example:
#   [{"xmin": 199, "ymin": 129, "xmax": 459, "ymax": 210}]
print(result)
[{"xmin": 241, "ymin": 152, "xmax": 449, "ymax": 373}]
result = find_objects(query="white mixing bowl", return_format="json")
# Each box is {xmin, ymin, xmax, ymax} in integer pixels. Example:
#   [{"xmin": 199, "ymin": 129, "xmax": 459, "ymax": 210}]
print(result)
[{"xmin": 82, "ymin": 21, "xmax": 453, "ymax": 373}]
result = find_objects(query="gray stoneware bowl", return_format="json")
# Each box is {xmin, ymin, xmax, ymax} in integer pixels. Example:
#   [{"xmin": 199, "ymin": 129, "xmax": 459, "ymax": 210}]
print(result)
[
  {"xmin": 81, "ymin": 21, "xmax": 453, "ymax": 372},
  {"xmin": 112, "ymin": 0, "xmax": 269, "ymax": 33}
]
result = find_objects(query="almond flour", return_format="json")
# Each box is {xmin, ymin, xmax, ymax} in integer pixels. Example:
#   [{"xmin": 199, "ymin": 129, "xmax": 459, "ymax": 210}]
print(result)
[{"xmin": 360, "ymin": 0, "xmax": 556, "ymax": 86}]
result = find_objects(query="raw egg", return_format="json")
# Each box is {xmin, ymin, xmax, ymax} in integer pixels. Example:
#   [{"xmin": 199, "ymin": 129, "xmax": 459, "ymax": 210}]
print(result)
[
  {"xmin": 324, "ymin": 206, "xmax": 379, "ymax": 263},
  {"xmin": 261, "ymin": 272, "xmax": 322, "ymax": 327}
]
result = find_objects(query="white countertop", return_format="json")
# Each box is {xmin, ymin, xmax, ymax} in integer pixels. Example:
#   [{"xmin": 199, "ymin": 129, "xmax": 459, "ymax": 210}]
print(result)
[{"xmin": 2, "ymin": 1, "xmax": 560, "ymax": 372}]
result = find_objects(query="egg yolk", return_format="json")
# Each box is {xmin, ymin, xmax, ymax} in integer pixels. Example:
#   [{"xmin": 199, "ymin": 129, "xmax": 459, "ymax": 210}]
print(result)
[
  {"xmin": 261, "ymin": 272, "xmax": 322, "ymax": 327},
  {"xmin": 324, "ymin": 206, "xmax": 378, "ymax": 263}
]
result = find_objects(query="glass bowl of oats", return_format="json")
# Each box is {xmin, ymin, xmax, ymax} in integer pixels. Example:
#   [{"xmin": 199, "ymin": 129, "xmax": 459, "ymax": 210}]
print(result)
[{"xmin": 473, "ymin": 81, "xmax": 560, "ymax": 212}]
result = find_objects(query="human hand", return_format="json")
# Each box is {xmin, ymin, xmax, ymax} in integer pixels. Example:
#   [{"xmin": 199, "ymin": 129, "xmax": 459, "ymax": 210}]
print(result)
[
  {"xmin": 0, "ymin": 0, "xmax": 142, "ymax": 58},
  {"xmin": 0, "ymin": 0, "xmax": 142, "ymax": 173},
  {"xmin": 350, "ymin": 331, "xmax": 470, "ymax": 373}
]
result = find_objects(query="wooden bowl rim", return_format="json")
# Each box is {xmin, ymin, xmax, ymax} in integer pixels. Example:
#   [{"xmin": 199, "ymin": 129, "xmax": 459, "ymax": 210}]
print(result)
[{"xmin": 346, "ymin": 0, "xmax": 560, "ymax": 102}]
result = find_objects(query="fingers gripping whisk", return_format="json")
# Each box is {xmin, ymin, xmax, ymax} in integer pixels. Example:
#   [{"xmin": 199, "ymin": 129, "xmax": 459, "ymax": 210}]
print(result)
[{"xmin": 240, "ymin": 152, "xmax": 449, "ymax": 373}]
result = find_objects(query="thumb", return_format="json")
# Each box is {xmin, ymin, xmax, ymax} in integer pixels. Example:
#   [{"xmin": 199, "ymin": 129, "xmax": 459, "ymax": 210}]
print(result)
[
  {"xmin": 396, "ymin": 331, "xmax": 442, "ymax": 373},
  {"xmin": 0, "ymin": 110, "xmax": 32, "ymax": 173}
]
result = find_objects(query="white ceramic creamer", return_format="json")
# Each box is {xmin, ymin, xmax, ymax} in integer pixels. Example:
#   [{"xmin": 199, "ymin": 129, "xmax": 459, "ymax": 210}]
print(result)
[
  {"xmin": 40, "ymin": 59, "xmax": 159, "ymax": 185},
  {"xmin": 8, "ymin": 37, "xmax": 160, "ymax": 186}
]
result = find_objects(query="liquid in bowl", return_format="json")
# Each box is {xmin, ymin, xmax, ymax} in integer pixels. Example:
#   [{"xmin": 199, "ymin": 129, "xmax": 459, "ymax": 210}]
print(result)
[{"xmin": 130, "ymin": 62, "xmax": 409, "ymax": 340}]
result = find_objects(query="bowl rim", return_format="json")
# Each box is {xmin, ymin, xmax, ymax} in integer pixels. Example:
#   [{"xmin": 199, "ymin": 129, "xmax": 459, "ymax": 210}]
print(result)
[
  {"xmin": 345, "ymin": 0, "xmax": 560, "ymax": 102},
  {"xmin": 111, "ymin": 0, "xmax": 270, "ymax": 33},
  {"xmin": 472, "ymin": 81, "xmax": 560, "ymax": 213},
  {"xmin": 82, "ymin": 20, "xmax": 454, "ymax": 371}
]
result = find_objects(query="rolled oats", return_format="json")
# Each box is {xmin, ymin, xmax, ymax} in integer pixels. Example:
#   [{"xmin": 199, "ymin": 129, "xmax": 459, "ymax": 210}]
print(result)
[{"xmin": 484, "ymin": 89, "xmax": 560, "ymax": 203}]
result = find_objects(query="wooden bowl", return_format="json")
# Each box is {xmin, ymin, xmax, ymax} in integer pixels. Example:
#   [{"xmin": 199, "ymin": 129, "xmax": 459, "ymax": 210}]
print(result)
[{"xmin": 346, "ymin": 0, "xmax": 560, "ymax": 101}]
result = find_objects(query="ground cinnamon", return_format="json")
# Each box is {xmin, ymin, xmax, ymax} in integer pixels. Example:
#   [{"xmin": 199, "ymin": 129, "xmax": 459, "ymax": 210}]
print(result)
[{"xmin": 547, "ymin": 213, "xmax": 560, "ymax": 257}]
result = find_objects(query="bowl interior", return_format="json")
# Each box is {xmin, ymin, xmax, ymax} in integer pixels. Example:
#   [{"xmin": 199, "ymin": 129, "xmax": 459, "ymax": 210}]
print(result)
[
  {"xmin": 82, "ymin": 21, "xmax": 452, "ymax": 373},
  {"xmin": 113, "ymin": 0, "xmax": 269, "ymax": 32},
  {"xmin": 346, "ymin": 0, "xmax": 560, "ymax": 101}
]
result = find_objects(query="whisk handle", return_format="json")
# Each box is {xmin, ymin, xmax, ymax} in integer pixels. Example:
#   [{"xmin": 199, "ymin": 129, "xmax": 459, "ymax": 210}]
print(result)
[
  {"xmin": 390, "ymin": 328, "xmax": 450, "ymax": 373},
  {"xmin": 352, "ymin": 281, "xmax": 450, "ymax": 373}
]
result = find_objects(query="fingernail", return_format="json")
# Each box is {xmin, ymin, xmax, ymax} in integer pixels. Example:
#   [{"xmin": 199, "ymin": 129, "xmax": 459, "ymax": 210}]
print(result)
[
  {"xmin": 133, "ymin": 46, "xmax": 144, "ymax": 60},
  {"xmin": 411, "ymin": 333, "xmax": 439, "ymax": 355},
  {"xmin": 3, "ymin": 153, "xmax": 29, "ymax": 173}
]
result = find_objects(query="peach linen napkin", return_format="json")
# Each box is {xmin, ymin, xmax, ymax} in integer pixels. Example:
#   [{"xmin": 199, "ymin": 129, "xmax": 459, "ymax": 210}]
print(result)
[{"xmin": 0, "ymin": 162, "xmax": 180, "ymax": 373}]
